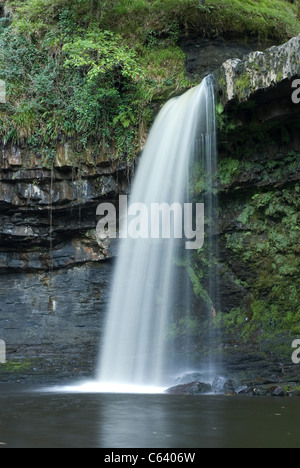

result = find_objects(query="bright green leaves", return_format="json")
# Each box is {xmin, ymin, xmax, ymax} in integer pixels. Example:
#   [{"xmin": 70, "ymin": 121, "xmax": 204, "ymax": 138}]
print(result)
[
  {"xmin": 63, "ymin": 30, "xmax": 142, "ymax": 82},
  {"xmin": 0, "ymin": 22, "xmax": 144, "ymax": 157}
]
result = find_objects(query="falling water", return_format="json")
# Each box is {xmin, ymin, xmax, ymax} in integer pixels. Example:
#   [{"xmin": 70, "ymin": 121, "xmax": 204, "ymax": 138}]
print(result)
[{"xmin": 97, "ymin": 75, "xmax": 218, "ymax": 389}]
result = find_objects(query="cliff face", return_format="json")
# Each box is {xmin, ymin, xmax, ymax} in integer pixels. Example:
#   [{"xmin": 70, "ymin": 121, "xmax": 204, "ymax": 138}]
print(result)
[
  {"xmin": 215, "ymin": 36, "xmax": 300, "ymax": 367},
  {"xmin": 0, "ymin": 143, "xmax": 130, "ymax": 380},
  {"xmin": 0, "ymin": 29, "xmax": 299, "ymax": 382},
  {"xmin": 0, "ymin": 145, "xmax": 129, "ymax": 272}
]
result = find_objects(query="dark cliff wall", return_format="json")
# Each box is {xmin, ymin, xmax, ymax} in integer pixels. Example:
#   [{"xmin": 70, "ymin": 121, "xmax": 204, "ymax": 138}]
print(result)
[{"xmin": 0, "ymin": 144, "xmax": 129, "ymax": 380}]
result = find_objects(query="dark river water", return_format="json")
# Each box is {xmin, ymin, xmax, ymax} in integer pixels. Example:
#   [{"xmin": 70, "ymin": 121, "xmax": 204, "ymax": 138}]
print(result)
[{"xmin": 0, "ymin": 384, "xmax": 299, "ymax": 448}]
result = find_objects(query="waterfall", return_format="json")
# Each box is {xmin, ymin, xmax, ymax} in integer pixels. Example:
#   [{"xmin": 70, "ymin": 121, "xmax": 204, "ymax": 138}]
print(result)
[{"xmin": 97, "ymin": 75, "xmax": 218, "ymax": 389}]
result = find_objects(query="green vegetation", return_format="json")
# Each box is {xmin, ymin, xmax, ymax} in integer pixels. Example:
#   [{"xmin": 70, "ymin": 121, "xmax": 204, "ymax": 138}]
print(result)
[
  {"xmin": 1, "ymin": 359, "xmax": 32, "ymax": 373},
  {"xmin": 218, "ymin": 158, "xmax": 240, "ymax": 185},
  {"xmin": 0, "ymin": 0, "xmax": 299, "ymax": 161},
  {"xmin": 188, "ymin": 264, "xmax": 213, "ymax": 308},
  {"xmin": 224, "ymin": 184, "xmax": 300, "ymax": 343},
  {"xmin": 167, "ymin": 316, "xmax": 202, "ymax": 341},
  {"xmin": 0, "ymin": 0, "xmax": 192, "ymax": 160},
  {"xmin": 212, "ymin": 103, "xmax": 300, "ymax": 357},
  {"xmin": 7, "ymin": 0, "xmax": 300, "ymax": 41},
  {"xmin": 217, "ymin": 150, "xmax": 300, "ymax": 187}
]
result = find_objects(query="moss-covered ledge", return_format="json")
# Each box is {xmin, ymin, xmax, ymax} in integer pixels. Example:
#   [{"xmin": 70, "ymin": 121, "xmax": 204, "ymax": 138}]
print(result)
[{"xmin": 217, "ymin": 33, "xmax": 300, "ymax": 104}]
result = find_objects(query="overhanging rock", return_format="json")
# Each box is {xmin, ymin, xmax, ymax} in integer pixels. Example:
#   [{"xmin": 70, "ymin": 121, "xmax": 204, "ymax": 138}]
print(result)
[
  {"xmin": 216, "ymin": 35, "xmax": 300, "ymax": 125},
  {"xmin": 218, "ymin": 33, "xmax": 300, "ymax": 103}
]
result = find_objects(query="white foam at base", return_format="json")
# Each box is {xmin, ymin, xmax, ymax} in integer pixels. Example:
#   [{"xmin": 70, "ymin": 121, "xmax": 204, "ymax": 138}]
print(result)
[{"xmin": 44, "ymin": 381, "xmax": 166, "ymax": 394}]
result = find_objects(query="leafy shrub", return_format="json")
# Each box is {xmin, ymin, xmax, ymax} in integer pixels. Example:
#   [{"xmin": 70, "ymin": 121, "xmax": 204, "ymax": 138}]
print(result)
[{"xmin": 0, "ymin": 0, "xmax": 299, "ymax": 159}]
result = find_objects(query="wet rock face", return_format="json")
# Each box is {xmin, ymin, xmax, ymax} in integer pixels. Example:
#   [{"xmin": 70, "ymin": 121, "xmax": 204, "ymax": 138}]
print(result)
[
  {"xmin": 0, "ymin": 146, "xmax": 127, "ymax": 211},
  {"xmin": 0, "ymin": 262, "xmax": 113, "ymax": 379},
  {"xmin": 179, "ymin": 36, "xmax": 274, "ymax": 80},
  {"xmin": 0, "ymin": 145, "xmax": 130, "ymax": 375},
  {"xmin": 0, "ymin": 145, "xmax": 129, "ymax": 265}
]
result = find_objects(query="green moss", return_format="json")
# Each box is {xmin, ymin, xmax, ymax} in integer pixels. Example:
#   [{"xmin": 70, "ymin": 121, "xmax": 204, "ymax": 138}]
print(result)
[
  {"xmin": 188, "ymin": 265, "xmax": 212, "ymax": 307},
  {"xmin": 1, "ymin": 359, "xmax": 32, "ymax": 373},
  {"xmin": 224, "ymin": 184, "xmax": 300, "ymax": 343},
  {"xmin": 276, "ymin": 70, "xmax": 284, "ymax": 82},
  {"xmin": 235, "ymin": 73, "xmax": 252, "ymax": 101},
  {"xmin": 220, "ymin": 306, "xmax": 247, "ymax": 331},
  {"xmin": 216, "ymin": 106, "xmax": 237, "ymax": 134},
  {"xmin": 167, "ymin": 316, "xmax": 202, "ymax": 340},
  {"xmin": 100, "ymin": 0, "xmax": 300, "ymax": 41},
  {"xmin": 218, "ymin": 158, "xmax": 240, "ymax": 185}
]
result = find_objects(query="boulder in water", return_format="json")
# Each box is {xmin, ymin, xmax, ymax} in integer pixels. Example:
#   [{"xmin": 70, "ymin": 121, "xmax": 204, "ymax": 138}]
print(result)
[
  {"xmin": 165, "ymin": 381, "xmax": 212, "ymax": 395},
  {"xmin": 212, "ymin": 376, "xmax": 227, "ymax": 393},
  {"xmin": 272, "ymin": 387, "xmax": 287, "ymax": 397},
  {"xmin": 223, "ymin": 379, "xmax": 238, "ymax": 395}
]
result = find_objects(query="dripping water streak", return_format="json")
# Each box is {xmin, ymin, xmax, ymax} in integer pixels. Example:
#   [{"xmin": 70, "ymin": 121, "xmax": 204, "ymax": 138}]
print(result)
[{"xmin": 49, "ymin": 160, "xmax": 54, "ymax": 278}]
